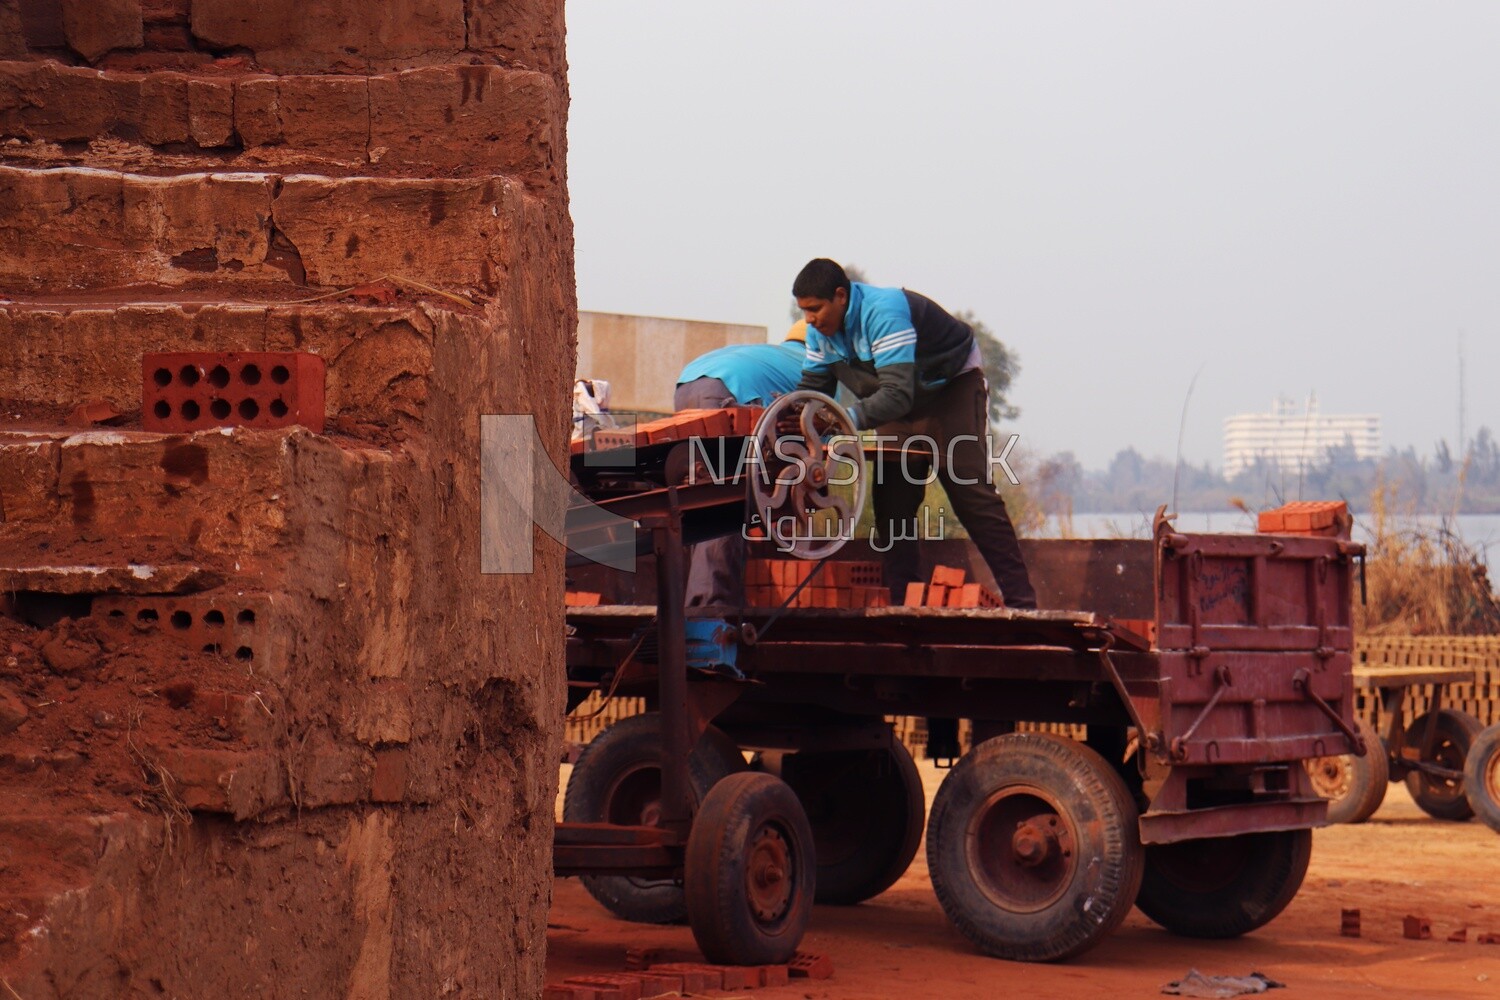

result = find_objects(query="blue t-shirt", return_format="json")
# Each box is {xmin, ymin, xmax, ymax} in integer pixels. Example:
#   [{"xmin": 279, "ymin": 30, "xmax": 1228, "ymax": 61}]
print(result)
[
  {"xmin": 677, "ymin": 341, "xmax": 806, "ymax": 406},
  {"xmin": 802, "ymin": 283, "xmax": 918, "ymax": 378},
  {"xmin": 798, "ymin": 282, "xmax": 977, "ymax": 428}
]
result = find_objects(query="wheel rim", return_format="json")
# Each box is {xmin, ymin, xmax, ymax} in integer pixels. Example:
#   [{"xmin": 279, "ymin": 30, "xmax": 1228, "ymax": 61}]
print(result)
[
  {"xmin": 745, "ymin": 823, "xmax": 795, "ymax": 926},
  {"xmin": 1419, "ymin": 735, "xmax": 1467, "ymax": 804},
  {"xmin": 1306, "ymin": 754, "xmax": 1355, "ymax": 801},
  {"xmin": 749, "ymin": 391, "xmax": 866, "ymax": 560},
  {"xmin": 1487, "ymin": 746, "xmax": 1500, "ymax": 804},
  {"xmin": 965, "ymin": 785, "xmax": 1078, "ymax": 914},
  {"xmin": 604, "ymin": 764, "xmax": 663, "ymax": 827}
]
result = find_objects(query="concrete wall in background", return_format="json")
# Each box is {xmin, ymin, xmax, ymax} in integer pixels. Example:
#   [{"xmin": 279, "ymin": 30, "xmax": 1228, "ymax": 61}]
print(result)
[{"xmin": 576, "ymin": 311, "xmax": 765, "ymax": 413}]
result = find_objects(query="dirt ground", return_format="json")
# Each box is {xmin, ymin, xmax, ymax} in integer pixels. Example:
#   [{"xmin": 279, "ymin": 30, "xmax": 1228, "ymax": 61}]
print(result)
[{"xmin": 549, "ymin": 761, "xmax": 1500, "ymax": 999}]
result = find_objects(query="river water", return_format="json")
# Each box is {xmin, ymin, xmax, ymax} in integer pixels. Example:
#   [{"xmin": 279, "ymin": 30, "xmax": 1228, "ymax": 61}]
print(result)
[{"xmin": 1044, "ymin": 511, "xmax": 1500, "ymax": 565}]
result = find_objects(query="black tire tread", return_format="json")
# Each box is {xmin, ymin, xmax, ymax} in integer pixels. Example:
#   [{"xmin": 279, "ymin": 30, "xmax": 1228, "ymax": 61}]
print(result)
[
  {"xmin": 684, "ymin": 772, "xmax": 816, "ymax": 966},
  {"xmin": 784, "ymin": 741, "xmax": 926, "ymax": 905},
  {"xmin": 1309, "ymin": 717, "xmax": 1389, "ymax": 824},
  {"xmin": 1136, "ymin": 828, "xmax": 1312, "ymax": 939},
  {"xmin": 926, "ymin": 733, "xmax": 1145, "ymax": 963},
  {"xmin": 1345, "ymin": 717, "xmax": 1391, "ymax": 823},
  {"xmin": 1464, "ymin": 723, "xmax": 1500, "ymax": 833},
  {"xmin": 563, "ymin": 713, "xmax": 745, "ymax": 924},
  {"xmin": 1404, "ymin": 709, "xmax": 1482, "ymax": 821}
]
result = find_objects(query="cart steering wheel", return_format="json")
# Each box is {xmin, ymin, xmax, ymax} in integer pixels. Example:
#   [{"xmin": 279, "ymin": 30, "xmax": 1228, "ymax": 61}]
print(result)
[{"xmin": 749, "ymin": 391, "xmax": 867, "ymax": 560}]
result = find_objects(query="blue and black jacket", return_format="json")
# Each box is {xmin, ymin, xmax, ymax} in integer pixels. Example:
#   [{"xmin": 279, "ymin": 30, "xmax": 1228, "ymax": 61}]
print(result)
[{"xmin": 796, "ymin": 282, "xmax": 976, "ymax": 429}]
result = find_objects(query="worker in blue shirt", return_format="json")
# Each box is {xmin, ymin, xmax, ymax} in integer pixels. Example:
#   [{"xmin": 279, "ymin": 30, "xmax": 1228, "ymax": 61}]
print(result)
[
  {"xmin": 676, "ymin": 323, "xmax": 807, "ymax": 606},
  {"xmin": 791, "ymin": 258, "xmax": 1036, "ymax": 608},
  {"xmin": 676, "ymin": 324, "xmax": 808, "ymax": 410}
]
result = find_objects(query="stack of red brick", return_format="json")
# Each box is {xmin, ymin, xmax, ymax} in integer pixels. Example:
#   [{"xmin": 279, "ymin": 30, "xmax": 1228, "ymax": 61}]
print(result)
[
  {"xmin": 1257, "ymin": 500, "xmax": 1351, "ymax": 538},
  {"xmin": 744, "ymin": 559, "xmax": 891, "ymax": 609},
  {"xmin": 573, "ymin": 406, "xmax": 763, "ymax": 454},
  {"xmin": 902, "ymin": 565, "xmax": 1005, "ymax": 609},
  {"xmin": 564, "ymin": 592, "xmax": 602, "ymax": 607}
]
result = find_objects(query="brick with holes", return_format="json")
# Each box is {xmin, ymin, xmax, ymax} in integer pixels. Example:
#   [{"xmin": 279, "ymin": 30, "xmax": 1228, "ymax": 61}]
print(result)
[
  {"xmin": 142, "ymin": 351, "xmax": 326, "ymax": 433},
  {"xmin": 93, "ymin": 593, "xmax": 280, "ymax": 680},
  {"xmin": 788, "ymin": 952, "xmax": 834, "ymax": 979}
]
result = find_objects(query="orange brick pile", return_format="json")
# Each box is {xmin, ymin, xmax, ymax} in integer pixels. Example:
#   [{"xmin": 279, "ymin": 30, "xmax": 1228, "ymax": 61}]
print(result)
[
  {"xmin": 744, "ymin": 559, "xmax": 890, "ymax": 609},
  {"xmin": 1256, "ymin": 500, "xmax": 1350, "ymax": 537},
  {"xmin": 564, "ymin": 592, "xmax": 602, "ymax": 607},
  {"xmin": 573, "ymin": 406, "xmax": 763, "ymax": 454},
  {"xmin": 902, "ymin": 565, "xmax": 1005, "ymax": 609}
]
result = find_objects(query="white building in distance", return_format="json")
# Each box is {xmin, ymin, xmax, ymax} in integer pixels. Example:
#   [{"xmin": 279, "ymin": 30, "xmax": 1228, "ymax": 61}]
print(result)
[{"xmin": 1223, "ymin": 396, "xmax": 1381, "ymax": 478}]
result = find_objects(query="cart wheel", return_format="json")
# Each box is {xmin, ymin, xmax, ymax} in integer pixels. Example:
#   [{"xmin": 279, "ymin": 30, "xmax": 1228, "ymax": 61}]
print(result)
[
  {"xmin": 1404, "ymin": 709, "xmax": 1482, "ymax": 821},
  {"xmin": 1136, "ymin": 828, "xmax": 1311, "ymax": 938},
  {"xmin": 1304, "ymin": 717, "xmax": 1389, "ymax": 824},
  {"xmin": 781, "ymin": 742, "xmax": 925, "ymax": 904},
  {"xmin": 1464, "ymin": 723, "xmax": 1500, "ymax": 833},
  {"xmin": 564, "ymin": 713, "xmax": 746, "ymax": 923},
  {"xmin": 684, "ymin": 771, "xmax": 816, "ymax": 966},
  {"xmin": 925, "ymin": 733, "xmax": 1144, "ymax": 962}
]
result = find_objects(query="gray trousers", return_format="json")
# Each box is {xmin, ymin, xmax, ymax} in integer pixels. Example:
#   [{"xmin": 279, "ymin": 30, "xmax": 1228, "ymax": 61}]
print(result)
[{"xmin": 674, "ymin": 377, "xmax": 745, "ymax": 608}]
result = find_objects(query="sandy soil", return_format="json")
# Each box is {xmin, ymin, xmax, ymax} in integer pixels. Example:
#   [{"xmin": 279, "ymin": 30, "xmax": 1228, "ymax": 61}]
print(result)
[{"xmin": 549, "ymin": 761, "xmax": 1500, "ymax": 999}]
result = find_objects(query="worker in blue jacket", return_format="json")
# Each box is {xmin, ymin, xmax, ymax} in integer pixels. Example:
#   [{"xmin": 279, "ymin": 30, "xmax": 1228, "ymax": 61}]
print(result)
[
  {"xmin": 791, "ymin": 258, "xmax": 1036, "ymax": 608},
  {"xmin": 676, "ymin": 323, "xmax": 807, "ymax": 606}
]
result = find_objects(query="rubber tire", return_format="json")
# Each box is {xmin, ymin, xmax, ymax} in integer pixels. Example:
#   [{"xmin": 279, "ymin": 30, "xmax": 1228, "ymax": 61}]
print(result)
[
  {"xmin": 1304, "ymin": 717, "xmax": 1389, "ymax": 824},
  {"xmin": 564, "ymin": 713, "xmax": 746, "ymax": 923},
  {"xmin": 1136, "ymin": 828, "xmax": 1312, "ymax": 939},
  {"xmin": 1464, "ymin": 723, "xmax": 1500, "ymax": 833},
  {"xmin": 1404, "ymin": 709, "xmax": 1483, "ymax": 821},
  {"xmin": 684, "ymin": 771, "xmax": 816, "ymax": 966},
  {"xmin": 780, "ymin": 741, "xmax": 925, "ymax": 904},
  {"xmin": 926, "ymin": 733, "xmax": 1145, "ymax": 962}
]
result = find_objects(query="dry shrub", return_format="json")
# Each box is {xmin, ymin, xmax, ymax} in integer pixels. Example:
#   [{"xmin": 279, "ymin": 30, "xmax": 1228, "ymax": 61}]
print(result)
[{"xmin": 1356, "ymin": 483, "xmax": 1500, "ymax": 635}]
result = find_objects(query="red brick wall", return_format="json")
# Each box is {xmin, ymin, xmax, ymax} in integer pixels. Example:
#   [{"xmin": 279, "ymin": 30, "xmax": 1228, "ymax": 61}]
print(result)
[{"xmin": 0, "ymin": 2, "xmax": 572, "ymax": 996}]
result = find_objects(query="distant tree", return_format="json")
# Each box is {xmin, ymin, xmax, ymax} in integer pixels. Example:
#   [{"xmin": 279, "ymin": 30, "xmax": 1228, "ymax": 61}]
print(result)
[
  {"xmin": 1436, "ymin": 439, "xmax": 1454, "ymax": 475},
  {"xmin": 1107, "ymin": 447, "xmax": 1146, "ymax": 489},
  {"xmin": 951, "ymin": 310, "xmax": 1021, "ymax": 425},
  {"xmin": 1472, "ymin": 427, "xmax": 1500, "ymax": 484}
]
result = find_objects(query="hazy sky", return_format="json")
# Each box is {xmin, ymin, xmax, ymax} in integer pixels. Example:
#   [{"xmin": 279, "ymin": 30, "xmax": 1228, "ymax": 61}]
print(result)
[{"xmin": 566, "ymin": 2, "xmax": 1500, "ymax": 470}]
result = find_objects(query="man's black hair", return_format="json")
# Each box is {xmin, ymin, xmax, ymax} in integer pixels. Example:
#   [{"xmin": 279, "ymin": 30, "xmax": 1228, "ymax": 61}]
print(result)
[{"xmin": 792, "ymin": 258, "xmax": 850, "ymax": 300}]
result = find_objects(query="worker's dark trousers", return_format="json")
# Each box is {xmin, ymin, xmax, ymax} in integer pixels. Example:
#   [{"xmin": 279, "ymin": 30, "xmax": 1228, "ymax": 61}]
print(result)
[
  {"xmin": 674, "ymin": 377, "xmax": 744, "ymax": 608},
  {"xmin": 869, "ymin": 369, "xmax": 1037, "ymax": 608}
]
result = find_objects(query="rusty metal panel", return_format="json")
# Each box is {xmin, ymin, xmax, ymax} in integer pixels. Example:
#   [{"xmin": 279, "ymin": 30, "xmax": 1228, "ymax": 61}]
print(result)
[
  {"xmin": 1155, "ymin": 531, "xmax": 1359, "ymax": 650},
  {"xmin": 1139, "ymin": 798, "xmax": 1329, "ymax": 844},
  {"xmin": 552, "ymin": 845, "xmax": 679, "ymax": 876},
  {"xmin": 1151, "ymin": 527, "xmax": 1362, "ymax": 767},
  {"xmin": 552, "ymin": 822, "xmax": 683, "ymax": 875},
  {"xmin": 1154, "ymin": 650, "xmax": 1358, "ymax": 764}
]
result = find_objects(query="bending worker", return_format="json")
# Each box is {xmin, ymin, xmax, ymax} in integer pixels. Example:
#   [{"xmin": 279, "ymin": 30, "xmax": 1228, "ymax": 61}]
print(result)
[
  {"xmin": 790, "ymin": 258, "xmax": 1036, "ymax": 609},
  {"xmin": 675, "ymin": 323, "xmax": 807, "ymax": 606}
]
